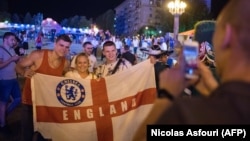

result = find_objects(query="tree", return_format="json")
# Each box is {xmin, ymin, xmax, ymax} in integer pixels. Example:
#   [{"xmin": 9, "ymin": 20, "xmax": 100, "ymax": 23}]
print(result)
[
  {"xmin": 33, "ymin": 13, "xmax": 43, "ymax": 26},
  {"xmin": 137, "ymin": 25, "xmax": 158, "ymax": 37},
  {"xmin": 23, "ymin": 12, "xmax": 32, "ymax": 24},
  {"xmin": 0, "ymin": 11, "xmax": 10, "ymax": 22},
  {"xmin": 156, "ymin": 7, "xmax": 173, "ymax": 33},
  {"xmin": 95, "ymin": 9, "xmax": 115, "ymax": 34},
  {"xmin": 11, "ymin": 13, "xmax": 21, "ymax": 23},
  {"xmin": 68, "ymin": 15, "xmax": 80, "ymax": 27},
  {"xmin": 180, "ymin": 0, "xmax": 211, "ymax": 32},
  {"xmin": 60, "ymin": 19, "xmax": 69, "ymax": 27},
  {"xmin": 60, "ymin": 15, "xmax": 91, "ymax": 28},
  {"xmin": 78, "ymin": 16, "xmax": 92, "ymax": 28}
]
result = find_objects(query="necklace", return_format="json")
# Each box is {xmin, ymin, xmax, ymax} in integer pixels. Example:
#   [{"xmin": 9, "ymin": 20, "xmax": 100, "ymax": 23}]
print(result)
[{"xmin": 101, "ymin": 60, "xmax": 117, "ymax": 76}]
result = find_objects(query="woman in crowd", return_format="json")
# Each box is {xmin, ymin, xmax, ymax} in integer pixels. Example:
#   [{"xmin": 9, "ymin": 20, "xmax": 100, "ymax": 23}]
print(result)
[{"xmin": 65, "ymin": 53, "xmax": 96, "ymax": 79}]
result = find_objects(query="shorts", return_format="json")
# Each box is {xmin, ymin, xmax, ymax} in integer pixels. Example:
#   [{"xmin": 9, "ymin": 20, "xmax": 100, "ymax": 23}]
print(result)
[{"xmin": 0, "ymin": 79, "xmax": 21, "ymax": 102}]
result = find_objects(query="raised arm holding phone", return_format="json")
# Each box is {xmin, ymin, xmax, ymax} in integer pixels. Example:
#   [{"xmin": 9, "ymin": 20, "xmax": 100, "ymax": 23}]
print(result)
[{"xmin": 134, "ymin": 0, "xmax": 250, "ymax": 140}]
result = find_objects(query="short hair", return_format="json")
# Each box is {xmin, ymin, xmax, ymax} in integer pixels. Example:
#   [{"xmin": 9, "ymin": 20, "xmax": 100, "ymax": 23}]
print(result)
[
  {"xmin": 83, "ymin": 41, "xmax": 92, "ymax": 48},
  {"xmin": 124, "ymin": 45, "xmax": 130, "ymax": 51},
  {"xmin": 56, "ymin": 34, "xmax": 72, "ymax": 43},
  {"xmin": 103, "ymin": 41, "xmax": 116, "ymax": 50},
  {"xmin": 75, "ymin": 52, "xmax": 89, "ymax": 64},
  {"xmin": 3, "ymin": 32, "xmax": 16, "ymax": 41},
  {"xmin": 218, "ymin": 0, "xmax": 250, "ymax": 57}
]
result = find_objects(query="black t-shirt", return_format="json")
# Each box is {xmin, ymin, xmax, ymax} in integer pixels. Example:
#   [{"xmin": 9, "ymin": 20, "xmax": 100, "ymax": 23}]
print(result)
[
  {"xmin": 122, "ymin": 51, "xmax": 136, "ymax": 65},
  {"xmin": 154, "ymin": 61, "xmax": 170, "ymax": 97}
]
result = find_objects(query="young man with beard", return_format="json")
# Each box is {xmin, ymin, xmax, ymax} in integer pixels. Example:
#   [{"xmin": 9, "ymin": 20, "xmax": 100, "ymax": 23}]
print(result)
[{"xmin": 70, "ymin": 41, "xmax": 97, "ymax": 73}]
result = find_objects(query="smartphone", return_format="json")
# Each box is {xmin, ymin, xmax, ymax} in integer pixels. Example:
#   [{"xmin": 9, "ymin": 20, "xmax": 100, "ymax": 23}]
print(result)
[{"xmin": 183, "ymin": 41, "xmax": 199, "ymax": 79}]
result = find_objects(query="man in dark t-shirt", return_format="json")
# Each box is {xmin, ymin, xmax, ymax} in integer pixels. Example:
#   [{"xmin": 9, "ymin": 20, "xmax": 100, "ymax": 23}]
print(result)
[{"xmin": 121, "ymin": 45, "xmax": 136, "ymax": 65}]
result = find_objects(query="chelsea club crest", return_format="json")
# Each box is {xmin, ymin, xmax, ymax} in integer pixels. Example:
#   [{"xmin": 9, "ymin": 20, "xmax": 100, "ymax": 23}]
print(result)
[{"xmin": 56, "ymin": 79, "xmax": 85, "ymax": 107}]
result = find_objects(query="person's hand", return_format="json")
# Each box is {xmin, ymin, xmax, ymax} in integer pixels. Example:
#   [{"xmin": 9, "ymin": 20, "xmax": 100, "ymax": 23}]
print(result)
[
  {"xmin": 11, "ymin": 55, "xmax": 20, "ymax": 62},
  {"xmin": 149, "ymin": 56, "xmax": 156, "ymax": 64},
  {"xmin": 23, "ymin": 68, "xmax": 36, "ymax": 78},
  {"xmin": 159, "ymin": 54, "xmax": 187, "ymax": 98},
  {"xmin": 193, "ymin": 61, "xmax": 219, "ymax": 96}
]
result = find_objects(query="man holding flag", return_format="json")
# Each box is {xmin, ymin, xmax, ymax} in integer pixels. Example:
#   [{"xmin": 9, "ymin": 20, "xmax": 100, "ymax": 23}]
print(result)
[{"xmin": 15, "ymin": 34, "xmax": 72, "ymax": 141}]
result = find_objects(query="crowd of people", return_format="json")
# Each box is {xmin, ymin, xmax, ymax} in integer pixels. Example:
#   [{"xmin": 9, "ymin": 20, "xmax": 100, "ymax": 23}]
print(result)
[{"xmin": 1, "ymin": 0, "xmax": 250, "ymax": 140}]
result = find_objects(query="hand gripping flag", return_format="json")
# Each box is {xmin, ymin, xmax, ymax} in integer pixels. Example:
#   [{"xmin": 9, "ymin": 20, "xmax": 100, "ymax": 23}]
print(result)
[{"xmin": 31, "ymin": 59, "xmax": 157, "ymax": 141}]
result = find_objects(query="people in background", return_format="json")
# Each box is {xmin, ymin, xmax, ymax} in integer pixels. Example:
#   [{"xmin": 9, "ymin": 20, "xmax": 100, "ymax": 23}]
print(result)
[
  {"xmin": 133, "ymin": 0, "xmax": 250, "ymax": 140},
  {"xmin": 70, "ymin": 41, "xmax": 97, "ymax": 74},
  {"xmin": 0, "ymin": 32, "xmax": 21, "ymax": 130},
  {"xmin": 121, "ymin": 45, "xmax": 137, "ymax": 65}
]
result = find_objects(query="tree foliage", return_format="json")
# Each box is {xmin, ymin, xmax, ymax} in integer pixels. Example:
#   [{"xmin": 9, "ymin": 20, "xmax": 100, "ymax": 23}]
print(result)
[
  {"xmin": 95, "ymin": 9, "xmax": 115, "ymax": 34},
  {"xmin": 0, "ymin": 11, "xmax": 10, "ymax": 22},
  {"xmin": 179, "ymin": 0, "xmax": 211, "ymax": 32},
  {"xmin": 11, "ymin": 13, "xmax": 21, "ymax": 23},
  {"xmin": 60, "ymin": 16, "xmax": 92, "ymax": 28},
  {"xmin": 23, "ymin": 12, "xmax": 32, "ymax": 24}
]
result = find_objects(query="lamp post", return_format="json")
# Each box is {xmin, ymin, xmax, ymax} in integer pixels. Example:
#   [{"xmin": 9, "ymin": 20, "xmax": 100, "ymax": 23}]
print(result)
[
  {"xmin": 168, "ymin": 0, "xmax": 186, "ymax": 41},
  {"xmin": 145, "ymin": 26, "xmax": 148, "ymax": 37}
]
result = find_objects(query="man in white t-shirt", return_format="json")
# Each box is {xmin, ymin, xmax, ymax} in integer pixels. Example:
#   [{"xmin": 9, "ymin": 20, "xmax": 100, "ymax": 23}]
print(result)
[
  {"xmin": 91, "ymin": 36, "xmax": 99, "ymax": 57},
  {"xmin": 115, "ymin": 38, "xmax": 123, "ymax": 56},
  {"xmin": 96, "ymin": 41, "xmax": 132, "ymax": 78},
  {"xmin": 132, "ymin": 36, "xmax": 140, "ymax": 55},
  {"xmin": 71, "ymin": 41, "xmax": 97, "ymax": 73}
]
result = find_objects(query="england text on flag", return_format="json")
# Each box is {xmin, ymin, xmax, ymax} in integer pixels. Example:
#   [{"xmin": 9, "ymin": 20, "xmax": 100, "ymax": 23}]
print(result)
[{"xmin": 31, "ymin": 60, "xmax": 156, "ymax": 141}]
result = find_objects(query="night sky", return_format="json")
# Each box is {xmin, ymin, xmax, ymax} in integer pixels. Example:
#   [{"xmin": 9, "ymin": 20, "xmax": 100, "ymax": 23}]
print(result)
[
  {"xmin": 8, "ymin": 0, "xmax": 125, "ymax": 22},
  {"xmin": 7, "ymin": 0, "xmax": 228, "ymax": 22}
]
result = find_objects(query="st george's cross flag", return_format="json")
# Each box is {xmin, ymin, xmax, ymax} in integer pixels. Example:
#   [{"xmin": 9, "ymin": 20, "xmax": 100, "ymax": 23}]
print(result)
[{"xmin": 31, "ymin": 59, "xmax": 157, "ymax": 141}]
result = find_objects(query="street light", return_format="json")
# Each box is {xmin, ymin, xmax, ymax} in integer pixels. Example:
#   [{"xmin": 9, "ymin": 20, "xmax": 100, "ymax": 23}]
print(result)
[
  {"xmin": 145, "ymin": 26, "xmax": 148, "ymax": 37},
  {"xmin": 168, "ymin": 0, "xmax": 186, "ymax": 41}
]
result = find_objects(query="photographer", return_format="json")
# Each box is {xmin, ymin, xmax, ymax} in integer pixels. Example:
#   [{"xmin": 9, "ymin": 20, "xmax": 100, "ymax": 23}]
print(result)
[{"xmin": 133, "ymin": 0, "xmax": 250, "ymax": 140}]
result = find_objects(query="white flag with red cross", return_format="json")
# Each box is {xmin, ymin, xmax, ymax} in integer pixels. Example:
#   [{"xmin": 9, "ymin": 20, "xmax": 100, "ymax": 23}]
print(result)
[{"xmin": 31, "ymin": 59, "xmax": 156, "ymax": 141}]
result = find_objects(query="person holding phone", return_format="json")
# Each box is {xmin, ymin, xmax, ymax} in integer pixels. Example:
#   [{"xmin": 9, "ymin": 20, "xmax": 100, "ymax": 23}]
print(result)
[
  {"xmin": 133, "ymin": 0, "xmax": 250, "ymax": 140},
  {"xmin": 0, "ymin": 32, "xmax": 21, "ymax": 131}
]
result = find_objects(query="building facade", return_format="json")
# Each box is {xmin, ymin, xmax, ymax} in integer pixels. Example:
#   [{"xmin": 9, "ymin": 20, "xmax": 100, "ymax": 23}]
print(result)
[
  {"xmin": 114, "ymin": 0, "xmax": 211, "ymax": 36},
  {"xmin": 115, "ymin": 0, "xmax": 164, "ymax": 36}
]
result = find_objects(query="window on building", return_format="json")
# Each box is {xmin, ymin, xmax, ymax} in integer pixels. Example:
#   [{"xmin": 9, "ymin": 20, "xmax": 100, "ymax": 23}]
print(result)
[
  {"xmin": 136, "ymin": 0, "xmax": 140, "ymax": 8},
  {"xmin": 150, "ymin": 0, "xmax": 153, "ymax": 5},
  {"xmin": 156, "ymin": 0, "xmax": 161, "ymax": 7},
  {"xmin": 155, "ymin": 15, "xmax": 160, "ymax": 19}
]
